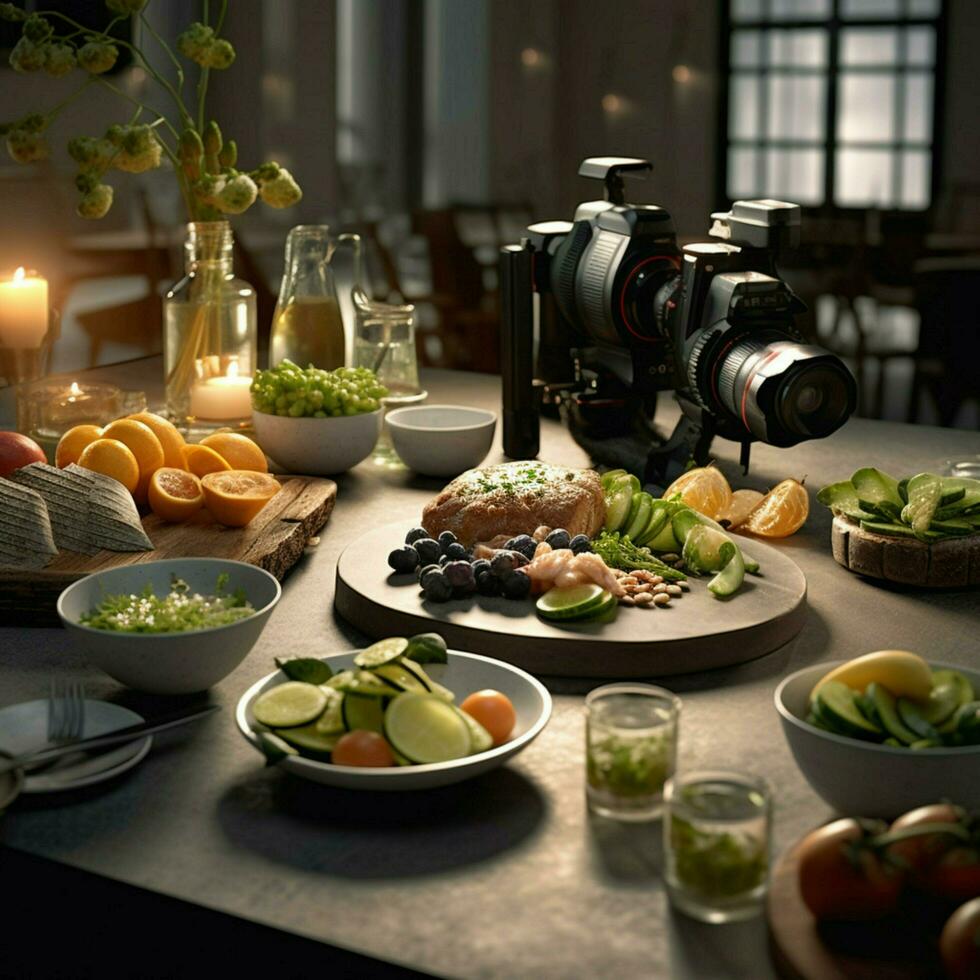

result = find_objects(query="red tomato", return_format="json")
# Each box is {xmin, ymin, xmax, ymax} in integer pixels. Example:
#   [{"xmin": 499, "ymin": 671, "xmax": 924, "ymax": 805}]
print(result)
[
  {"xmin": 797, "ymin": 818, "xmax": 905, "ymax": 921},
  {"xmin": 924, "ymin": 848, "xmax": 980, "ymax": 905},
  {"xmin": 460, "ymin": 689, "xmax": 516, "ymax": 746},
  {"xmin": 940, "ymin": 897, "xmax": 980, "ymax": 980},
  {"xmin": 0, "ymin": 431, "xmax": 45, "ymax": 477},
  {"xmin": 888, "ymin": 803, "xmax": 966, "ymax": 875},
  {"xmin": 331, "ymin": 730, "xmax": 395, "ymax": 767}
]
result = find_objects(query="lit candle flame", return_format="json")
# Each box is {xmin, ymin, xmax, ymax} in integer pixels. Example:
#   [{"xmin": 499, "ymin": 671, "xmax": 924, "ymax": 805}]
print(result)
[
  {"xmin": 69, "ymin": 381, "xmax": 82, "ymax": 396},
  {"xmin": 226, "ymin": 357, "xmax": 240, "ymax": 380},
  {"xmin": 13, "ymin": 267, "xmax": 25, "ymax": 284}
]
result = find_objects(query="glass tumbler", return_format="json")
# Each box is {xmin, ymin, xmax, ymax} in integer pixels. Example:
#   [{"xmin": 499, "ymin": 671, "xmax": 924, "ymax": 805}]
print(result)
[
  {"xmin": 663, "ymin": 769, "xmax": 772, "ymax": 923},
  {"xmin": 585, "ymin": 683, "xmax": 680, "ymax": 821}
]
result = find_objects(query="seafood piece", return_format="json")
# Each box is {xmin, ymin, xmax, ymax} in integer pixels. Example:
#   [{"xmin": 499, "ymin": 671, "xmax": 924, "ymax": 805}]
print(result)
[{"xmin": 524, "ymin": 548, "xmax": 625, "ymax": 596}]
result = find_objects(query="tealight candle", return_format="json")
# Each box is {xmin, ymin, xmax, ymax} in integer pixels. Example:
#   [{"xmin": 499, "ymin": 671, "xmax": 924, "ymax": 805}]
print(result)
[
  {"xmin": 0, "ymin": 267, "xmax": 48, "ymax": 349},
  {"xmin": 189, "ymin": 358, "xmax": 253, "ymax": 420}
]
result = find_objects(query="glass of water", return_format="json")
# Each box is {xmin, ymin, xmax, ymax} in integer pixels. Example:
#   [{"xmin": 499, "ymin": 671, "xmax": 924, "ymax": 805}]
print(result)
[
  {"xmin": 585, "ymin": 683, "xmax": 680, "ymax": 821},
  {"xmin": 663, "ymin": 769, "xmax": 771, "ymax": 923}
]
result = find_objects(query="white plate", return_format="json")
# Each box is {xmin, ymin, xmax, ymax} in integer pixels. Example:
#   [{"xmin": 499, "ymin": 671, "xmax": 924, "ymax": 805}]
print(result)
[
  {"xmin": 0, "ymin": 699, "xmax": 152, "ymax": 793},
  {"xmin": 236, "ymin": 649, "xmax": 552, "ymax": 791}
]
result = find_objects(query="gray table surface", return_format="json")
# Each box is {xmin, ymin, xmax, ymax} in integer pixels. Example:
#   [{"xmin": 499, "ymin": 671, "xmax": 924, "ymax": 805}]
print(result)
[{"xmin": 2, "ymin": 360, "xmax": 979, "ymax": 980}]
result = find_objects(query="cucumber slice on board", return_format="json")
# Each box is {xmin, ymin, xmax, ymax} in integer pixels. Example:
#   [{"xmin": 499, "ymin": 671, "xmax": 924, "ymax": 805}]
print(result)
[
  {"xmin": 860, "ymin": 520, "xmax": 916, "ymax": 537},
  {"xmin": 623, "ymin": 493, "xmax": 644, "ymax": 538},
  {"xmin": 275, "ymin": 722, "xmax": 341, "ymax": 755},
  {"xmin": 341, "ymin": 692, "xmax": 387, "ymax": 733},
  {"xmin": 707, "ymin": 543, "xmax": 745, "ymax": 598},
  {"xmin": 454, "ymin": 706, "xmax": 493, "ymax": 754},
  {"xmin": 815, "ymin": 680, "xmax": 883, "ymax": 739},
  {"xmin": 634, "ymin": 502, "xmax": 669, "ymax": 546},
  {"xmin": 682, "ymin": 524, "xmax": 732, "ymax": 573},
  {"xmin": 646, "ymin": 518, "xmax": 681, "ymax": 552},
  {"xmin": 625, "ymin": 493, "xmax": 653, "ymax": 542},
  {"xmin": 384, "ymin": 694, "xmax": 472, "ymax": 763},
  {"xmin": 867, "ymin": 683, "xmax": 918, "ymax": 745},
  {"xmin": 536, "ymin": 582, "xmax": 606, "ymax": 621},
  {"xmin": 604, "ymin": 480, "xmax": 633, "ymax": 533},
  {"xmin": 253, "ymin": 682, "xmax": 328, "ymax": 728},
  {"xmin": 600, "ymin": 469, "xmax": 627, "ymax": 491},
  {"xmin": 851, "ymin": 468, "xmax": 903, "ymax": 510},
  {"xmin": 354, "ymin": 637, "xmax": 409, "ymax": 669}
]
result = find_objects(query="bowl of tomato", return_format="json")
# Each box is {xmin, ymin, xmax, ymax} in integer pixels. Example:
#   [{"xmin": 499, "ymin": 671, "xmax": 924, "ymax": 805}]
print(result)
[{"xmin": 775, "ymin": 659, "xmax": 980, "ymax": 818}]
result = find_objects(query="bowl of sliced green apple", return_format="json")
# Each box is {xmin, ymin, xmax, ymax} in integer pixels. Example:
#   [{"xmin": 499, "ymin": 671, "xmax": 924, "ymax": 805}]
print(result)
[{"xmin": 235, "ymin": 632, "xmax": 552, "ymax": 790}]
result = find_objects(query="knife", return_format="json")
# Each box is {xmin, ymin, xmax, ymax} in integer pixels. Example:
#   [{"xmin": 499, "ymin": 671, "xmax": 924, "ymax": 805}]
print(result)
[{"xmin": 0, "ymin": 704, "xmax": 220, "ymax": 776}]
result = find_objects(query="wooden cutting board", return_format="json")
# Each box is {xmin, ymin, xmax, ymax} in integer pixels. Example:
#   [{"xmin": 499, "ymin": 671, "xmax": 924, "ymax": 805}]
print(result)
[{"xmin": 0, "ymin": 476, "xmax": 336, "ymax": 627}]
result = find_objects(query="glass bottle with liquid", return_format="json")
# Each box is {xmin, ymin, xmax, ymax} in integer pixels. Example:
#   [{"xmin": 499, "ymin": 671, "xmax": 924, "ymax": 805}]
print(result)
[{"xmin": 271, "ymin": 225, "xmax": 356, "ymax": 370}]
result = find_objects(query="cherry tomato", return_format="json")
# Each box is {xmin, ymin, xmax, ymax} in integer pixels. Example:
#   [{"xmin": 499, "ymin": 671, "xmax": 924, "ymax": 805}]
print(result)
[
  {"xmin": 332, "ymin": 729, "xmax": 395, "ymax": 767},
  {"xmin": 888, "ymin": 803, "xmax": 966, "ymax": 875},
  {"xmin": 940, "ymin": 897, "xmax": 980, "ymax": 980},
  {"xmin": 460, "ymin": 689, "xmax": 516, "ymax": 746},
  {"xmin": 923, "ymin": 847, "xmax": 980, "ymax": 904},
  {"xmin": 797, "ymin": 817, "xmax": 905, "ymax": 921}
]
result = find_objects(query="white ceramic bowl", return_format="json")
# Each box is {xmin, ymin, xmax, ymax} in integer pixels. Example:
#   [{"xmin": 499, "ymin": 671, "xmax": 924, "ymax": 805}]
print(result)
[
  {"xmin": 385, "ymin": 405, "xmax": 496, "ymax": 477},
  {"xmin": 236, "ymin": 648, "xmax": 552, "ymax": 790},
  {"xmin": 775, "ymin": 660, "xmax": 980, "ymax": 818},
  {"xmin": 58, "ymin": 558, "xmax": 281, "ymax": 695},
  {"xmin": 252, "ymin": 408, "xmax": 381, "ymax": 475}
]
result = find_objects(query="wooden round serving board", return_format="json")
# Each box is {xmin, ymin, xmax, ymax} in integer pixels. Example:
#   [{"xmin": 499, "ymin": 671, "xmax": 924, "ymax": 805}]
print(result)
[
  {"xmin": 768, "ymin": 838, "xmax": 946, "ymax": 980},
  {"xmin": 334, "ymin": 521, "xmax": 807, "ymax": 678}
]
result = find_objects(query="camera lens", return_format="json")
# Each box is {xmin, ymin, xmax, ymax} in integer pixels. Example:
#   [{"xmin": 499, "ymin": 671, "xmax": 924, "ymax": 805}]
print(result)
[{"xmin": 794, "ymin": 384, "xmax": 823, "ymax": 414}]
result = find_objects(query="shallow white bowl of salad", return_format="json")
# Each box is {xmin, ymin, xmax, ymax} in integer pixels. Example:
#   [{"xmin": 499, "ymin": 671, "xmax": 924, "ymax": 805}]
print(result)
[{"xmin": 236, "ymin": 647, "xmax": 552, "ymax": 790}]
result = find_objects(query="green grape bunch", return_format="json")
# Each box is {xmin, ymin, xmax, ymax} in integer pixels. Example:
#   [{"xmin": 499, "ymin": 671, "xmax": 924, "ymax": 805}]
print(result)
[
  {"xmin": 0, "ymin": 0, "xmax": 303, "ymax": 221},
  {"xmin": 251, "ymin": 361, "xmax": 389, "ymax": 419}
]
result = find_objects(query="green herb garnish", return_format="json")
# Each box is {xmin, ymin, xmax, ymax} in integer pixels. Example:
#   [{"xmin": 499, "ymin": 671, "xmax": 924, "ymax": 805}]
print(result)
[
  {"xmin": 587, "ymin": 730, "xmax": 673, "ymax": 798},
  {"xmin": 591, "ymin": 531, "xmax": 687, "ymax": 581},
  {"xmin": 670, "ymin": 815, "xmax": 768, "ymax": 899}
]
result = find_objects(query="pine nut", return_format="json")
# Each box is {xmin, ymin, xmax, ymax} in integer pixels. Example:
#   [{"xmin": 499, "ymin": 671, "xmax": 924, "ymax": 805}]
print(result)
[
  {"xmin": 666, "ymin": 585, "xmax": 683, "ymax": 596},
  {"xmin": 652, "ymin": 593, "xmax": 671, "ymax": 606}
]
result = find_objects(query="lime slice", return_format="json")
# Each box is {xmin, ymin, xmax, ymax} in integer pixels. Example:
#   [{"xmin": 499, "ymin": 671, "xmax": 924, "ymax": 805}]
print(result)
[
  {"xmin": 275, "ymin": 722, "xmax": 342, "ymax": 755},
  {"xmin": 354, "ymin": 636, "xmax": 409, "ymax": 669},
  {"xmin": 315, "ymin": 687, "xmax": 346, "ymax": 734},
  {"xmin": 577, "ymin": 590, "xmax": 618, "ymax": 622},
  {"xmin": 454, "ymin": 705, "xmax": 493, "ymax": 754},
  {"xmin": 536, "ymin": 582, "xmax": 606, "ymax": 621},
  {"xmin": 384, "ymin": 693, "xmax": 472, "ymax": 763},
  {"xmin": 253, "ymin": 681, "xmax": 328, "ymax": 728}
]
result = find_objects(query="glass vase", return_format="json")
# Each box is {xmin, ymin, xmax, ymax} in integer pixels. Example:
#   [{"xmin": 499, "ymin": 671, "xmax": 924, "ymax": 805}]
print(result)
[{"xmin": 164, "ymin": 221, "xmax": 256, "ymax": 430}]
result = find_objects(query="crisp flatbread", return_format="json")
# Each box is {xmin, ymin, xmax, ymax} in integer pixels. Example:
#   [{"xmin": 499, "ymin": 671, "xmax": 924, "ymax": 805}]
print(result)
[
  {"xmin": 0, "ymin": 477, "xmax": 58, "ymax": 569},
  {"xmin": 10, "ymin": 462, "xmax": 96, "ymax": 554},
  {"xmin": 65, "ymin": 463, "xmax": 152, "ymax": 552}
]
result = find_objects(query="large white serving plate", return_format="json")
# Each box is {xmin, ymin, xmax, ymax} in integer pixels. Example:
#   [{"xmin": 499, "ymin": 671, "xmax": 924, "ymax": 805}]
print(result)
[{"xmin": 236, "ymin": 649, "xmax": 552, "ymax": 791}]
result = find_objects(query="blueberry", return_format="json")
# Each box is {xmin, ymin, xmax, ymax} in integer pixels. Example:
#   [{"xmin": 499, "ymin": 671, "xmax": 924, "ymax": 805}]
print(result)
[
  {"xmin": 504, "ymin": 534, "xmax": 537, "ymax": 560},
  {"xmin": 388, "ymin": 546, "xmax": 419, "ymax": 574},
  {"xmin": 422, "ymin": 571, "xmax": 453, "ymax": 602},
  {"xmin": 414, "ymin": 538, "xmax": 441, "ymax": 565},
  {"xmin": 438, "ymin": 531, "xmax": 457, "ymax": 551},
  {"xmin": 405, "ymin": 527, "xmax": 429, "ymax": 545},
  {"xmin": 476, "ymin": 570, "xmax": 500, "ymax": 596},
  {"xmin": 444, "ymin": 560, "xmax": 475, "ymax": 589},
  {"xmin": 419, "ymin": 564, "xmax": 443, "ymax": 589},
  {"xmin": 471, "ymin": 559, "xmax": 492, "ymax": 578},
  {"xmin": 545, "ymin": 529, "xmax": 571, "ymax": 550},
  {"xmin": 490, "ymin": 550, "xmax": 528, "ymax": 579},
  {"xmin": 569, "ymin": 534, "xmax": 592, "ymax": 555},
  {"xmin": 502, "ymin": 570, "xmax": 532, "ymax": 599},
  {"xmin": 445, "ymin": 542, "xmax": 468, "ymax": 561}
]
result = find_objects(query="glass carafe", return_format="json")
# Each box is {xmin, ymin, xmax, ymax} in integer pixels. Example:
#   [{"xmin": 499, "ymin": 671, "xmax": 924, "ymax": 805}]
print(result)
[
  {"xmin": 271, "ymin": 226, "xmax": 358, "ymax": 370},
  {"xmin": 164, "ymin": 221, "xmax": 257, "ymax": 429}
]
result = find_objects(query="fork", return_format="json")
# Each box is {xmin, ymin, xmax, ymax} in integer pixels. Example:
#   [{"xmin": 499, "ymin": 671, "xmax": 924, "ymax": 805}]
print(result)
[{"xmin": 47, "ymin": 679, "xmax": 86, "ymax": 746}]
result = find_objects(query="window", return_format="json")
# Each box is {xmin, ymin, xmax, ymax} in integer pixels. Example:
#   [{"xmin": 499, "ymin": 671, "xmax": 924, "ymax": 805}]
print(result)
[{"xmin": 722, "ymin": 0, "xmax": 943, "ymax": 210}]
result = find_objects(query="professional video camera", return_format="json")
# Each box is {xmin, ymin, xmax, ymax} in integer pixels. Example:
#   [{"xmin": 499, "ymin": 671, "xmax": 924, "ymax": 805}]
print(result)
[{"xmin": 500, "ymin": 157, "xmax": 857, "ymax": 484}]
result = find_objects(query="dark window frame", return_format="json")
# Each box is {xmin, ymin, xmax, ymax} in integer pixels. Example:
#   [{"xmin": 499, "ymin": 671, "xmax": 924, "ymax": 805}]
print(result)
[{"xmin": 715, "ymin": 0, "xmax": 947, "ymax": 215}]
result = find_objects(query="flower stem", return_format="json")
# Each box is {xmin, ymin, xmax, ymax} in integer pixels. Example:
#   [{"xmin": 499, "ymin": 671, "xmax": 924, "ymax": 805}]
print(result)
[{"xmin": 139, "ymin": 10, "xmax": 185, "ymax": 92}]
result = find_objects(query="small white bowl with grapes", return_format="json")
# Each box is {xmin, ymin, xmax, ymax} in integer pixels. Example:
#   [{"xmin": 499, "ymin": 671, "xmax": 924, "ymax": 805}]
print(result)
[{"xmin": 251, "ymin": 363, "xmax": 385, "ymax": 475}]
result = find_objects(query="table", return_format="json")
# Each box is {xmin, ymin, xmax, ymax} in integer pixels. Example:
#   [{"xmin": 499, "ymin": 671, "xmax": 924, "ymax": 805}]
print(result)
[{"xmin": 2, "ymin": 359, "xmax": 978, "ymax": 979}]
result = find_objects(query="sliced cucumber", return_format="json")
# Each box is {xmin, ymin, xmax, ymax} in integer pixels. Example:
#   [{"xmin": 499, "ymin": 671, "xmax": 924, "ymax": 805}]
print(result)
[
  {"xmin": 921, "ymin": 675, "xmax": 963, "ymax": 727},
  {"xmin": 623, "ymin": 492, "xmax": 644, "ymax": 538},
  {"xmin": 275, "ymin": 722, "xmax": 341, "ymax": 755},
  {"xmin": 634, "ymin": 502, "xmax": 669, "ymax": 546},
  {"xmin": 253, "ymin": 681, "xmax": 328, "ymax": 728},
  {"xmin": 928, "ymin": 519, "xmax": 974, "ymax": 536},
  {"xmin": 256, "ymin": 731, "xmax": 299, "ymax": 765},
  {"xmin": 896, "ymin": 698, "xmax": 939, "ymax": 740},
  {"xmin": 275, "ymin": 657, "xmax": 333, "ymax": 684},
  {"xmin": 906, "ymin": 472, "xmax": 944, "ymax": 540},
  {"xmin": 625, "ymin": 493, "xmax": 652, "ymax": 542},
  {"xmin": 646, "ymin": 518, "xmax": 681, "ymax": 553},
  {"xmin": 682, "ymin": 524, "xmax": 731, "ymax": 573},
  {"xmin": 576, "ymin": 590, "xmax": 618, "ymax": 622},
  {"xmin": 604, "ymin": 480, "xmax": 633, "ymax": 532},
  {"xmin": 341, "ymin": 692, "xmax": 387, "ymax": 733},
  {"xmin": 374, "ymin": 662, "xmax": 429, "ymax": 694},
  {"xmin": 331, "ymin": 670, "xmax": 399, "ymax": 698},
  {"xmin": 707, "ymin": 543, "xmax": 745, "ymax": 597},
  {"xmin": 815, "ymin": 680, "xmax": 883, "ymax": 740},
  {"xmin": 354, "ymin": 637, "xmax": 409, "ymax": 669},
  {"xmin": 384, "ymin": 694, "xmax": 472, "ymax": 764},
  {"xmin": 867, "ymin": 682, "xmax": 918, "ymax": 745},
  {"xmin": 600, "ymin": 469, "xmax": 628, "ymax": 491},
  {"xmin": 931, "ymin": 669, "xmax": 975, "ymax": 709},
  {"xmin": 316, "ymin": 687, "xmax": 346, "ymax": 734},
  {"xmin": 536, "ymin": 582, "xmax": 606, "ymax": 621},
  {"xmin": 454, "ymin": 706, "xmax": 493, "ymax": 754},
  {"xmin": 860, "ymin": 520, "xmax": 916, "ymax": 537},
  {"xmin": 741, "ymin": 552, "xmax": 761, "ymax": 574},
  {"xmin": 398, "ymin": 658, "xmax": 433, "ymax": 691},
  {"xmin": 851, "ymin": 467, "xmax": 903, "ymax": 510}
]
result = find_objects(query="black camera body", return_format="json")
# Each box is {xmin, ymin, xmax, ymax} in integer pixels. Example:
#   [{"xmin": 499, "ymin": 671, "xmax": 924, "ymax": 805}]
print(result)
[{"xmin": 500, "ymin": 157, "xmax": 856, "ymax": 484}]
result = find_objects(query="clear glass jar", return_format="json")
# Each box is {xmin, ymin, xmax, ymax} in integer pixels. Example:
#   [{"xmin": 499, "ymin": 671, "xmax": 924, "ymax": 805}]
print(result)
[
  {"xmin": 164, "ymin": 221, "xmax": 256, "ymax": 430},
  {"xmin": 270, "ymin": 225, "xmax": 351, "ymax": 371}
]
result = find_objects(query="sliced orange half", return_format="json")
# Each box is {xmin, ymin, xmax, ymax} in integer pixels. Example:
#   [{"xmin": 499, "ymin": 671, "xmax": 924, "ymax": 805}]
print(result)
[
  {"xmin": 148, "ymin": 467, "xmax": 205, "ymax": 523},
  {"xmin": 55, "ymin": 424, "xmax": 104, "ymax": 468},
  {"xmin": 183, "ymin": 443, "xmax": 232, "ymax": 478},
  {"xmin": 201, "ymin": 470, "xmax": 281, "ymax": 527},
  {"xmin": 129, "ymin": 412, "xmax": 187, "ymax": 470},
  {"xmin": 199, "ymin": 432, "xmax": 268, "ymax": 472}
]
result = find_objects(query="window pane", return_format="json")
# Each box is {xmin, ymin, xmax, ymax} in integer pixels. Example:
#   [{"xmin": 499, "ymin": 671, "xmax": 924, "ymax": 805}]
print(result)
[
  {"xmin": 838, "ymin": 73, "xmax": 896, "ymax": 143},
  {"xmin": 841, "ymin": 0, "xmax": 900, "ymax": 18},
  {"xmin": 770, "ymin": 0, "xmax": 832, "ymax": 18},
  {"xmin": 905, "ymin": 27, "xmax": 935, "ymax": 66},
  {"xmin": 903, "ymin": 73, "xmax": 933, "ymax": 142},
  {"xmin": 730, "ymin": 74, "xmax": 761, "ymax": 138},
  {"xmin": 768, "ymin": 28, "xmax": 828, "ymax": 67},
  {"xmin": 728, "ymin": 148, "xmax": 759, "ymax": 198},
  {"xmin": 908, "ymin": 0, "xmax": 940, "ymax": 16},
  {"xmin": 731, "ymin": 0, "xmax": 764, "ymax": 22},
  {"xmin": 900, "ymin": 150, "xmax": 931, "ymax": 209},
  {"xmin": 840, "ymin": 28, "xmax": 898, "ymax": 66},
  {"xmin": 767, "ymin": 74, "xmax": 826, "ymax": 140},
  {"xmin": 766, "ymin": 148, "xmax": 824, "ymax": 204},
  {"xmin": 732, "ymin": 30, "xmax": 762, "ymax": 67},
  {"xmin": 835, "ymin": 149, "xmax": 895, "ymax": 206}
]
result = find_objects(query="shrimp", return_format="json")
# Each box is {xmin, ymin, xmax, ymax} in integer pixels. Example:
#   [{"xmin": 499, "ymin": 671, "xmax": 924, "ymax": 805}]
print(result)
[{"xmin": 524, "ymin": 548, "xmax": 625, "ymax": 596}]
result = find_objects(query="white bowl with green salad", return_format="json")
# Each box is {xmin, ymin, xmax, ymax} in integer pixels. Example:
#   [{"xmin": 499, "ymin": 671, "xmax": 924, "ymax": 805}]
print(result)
[{"xmin": 58, "ymin": 558, "xmax": 281, "ymax": 694}]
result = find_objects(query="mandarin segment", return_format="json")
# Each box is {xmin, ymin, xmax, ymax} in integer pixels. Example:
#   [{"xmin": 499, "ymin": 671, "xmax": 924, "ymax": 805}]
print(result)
[
  {"xmin": 201, "ymin": 470, "xmax": 280, "ymax": 527},
  {"xmin": 76, "ymin": 437, "xmax": 140, "ymax": 493},
  {"xmin": 55, "ymin": 424, "xmax": 104, "ymax": 468},
  {"xmin": 738, "ymin": 478, "xmax": 810, "ymax": 537},
  {"xmin": 664, "ymin": 466, "xmax": 733, "ymax": 520},
  {"xmin": 199, "ymin": 432, "xmax": 268, "ymax": 472},
  {"xmin": 718, "ymin": 488, "xmax": 766, "ymax": 529},
  {"xmin": 148, "ymin": 467, "xmax": 205, "ymax": 523},
  {"xmin": 129, "ymin": 412, "xmax": 187, "ymax": 469},
  {"xmin": 183, "ymin": 443, "xmax": 233, "ymax": 478}
]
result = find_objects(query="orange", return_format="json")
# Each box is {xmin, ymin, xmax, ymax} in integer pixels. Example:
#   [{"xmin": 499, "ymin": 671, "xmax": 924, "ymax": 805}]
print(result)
[
  {"xmin": 148, "ymin": 467, "xmax": 204, "ymax": 523},
  {"xmin": 76, "ymin": 438, "xmax": 140, "ymax": 494},
  {"xmin": 129, "ymin": 412, "xmax": 186, "ymax": 470},
  {"xmin": 102, "ymin": 418, "xmax": 165, "ymax": 503},
  {"xmin": 201, "ymin": 470, "xmax": 280, "ymax": 527},
  {"xmin": 55, "ymin": 424, "xmax": 104, "ymax": 468},
  {"xmin": 739, "ymin": 478, "xmax": 810, "ymax": 538},
  {"xmin": 183, "ymin": 443, "xmax": 232, "ymax": 478},
  {"xmin": 717, "ymin": 488, "xmax": 765, "ymax": 529},
  {"xmin": 664, "ymin": 466, "xmax": 732, "ymax": 521},
  {"xmin": 199, "ymin": 432, "xmax": 268, "ymax": 472}
]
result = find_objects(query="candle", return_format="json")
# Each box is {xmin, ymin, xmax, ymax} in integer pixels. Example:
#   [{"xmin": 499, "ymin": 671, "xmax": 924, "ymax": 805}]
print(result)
[
  {"xmin": 189, "ymin": 358, "xmax": 253, "ymax": 420},
  {"xmin": 0, "ymin": 267, "xmax": 48, "ymax": 349}
]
